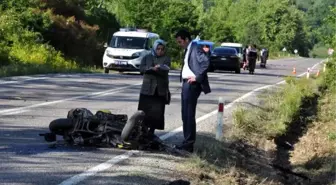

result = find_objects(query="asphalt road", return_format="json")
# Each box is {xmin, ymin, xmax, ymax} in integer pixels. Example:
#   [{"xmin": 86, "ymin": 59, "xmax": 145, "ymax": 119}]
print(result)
[{"xmin": 0, "ymin": 58, "xmax": 322, "ymax": 185}]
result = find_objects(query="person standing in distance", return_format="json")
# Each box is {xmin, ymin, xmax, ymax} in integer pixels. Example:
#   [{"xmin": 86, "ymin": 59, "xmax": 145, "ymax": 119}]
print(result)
[
  {"xmin": 246, "ymin": 44, "xmax": 258, "ymax": 74},
  {"xmin": 174, "ymin": 29, "xmax": 211, "ymax": 152}
]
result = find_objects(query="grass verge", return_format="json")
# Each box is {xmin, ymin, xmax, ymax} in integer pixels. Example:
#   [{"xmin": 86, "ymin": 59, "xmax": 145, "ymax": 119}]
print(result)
[
  {"xmin": 289, "ymin": 90, "xmax": 336, "ymax": 185},
  {"xmin": 177, "ymin": 132, "xmax": 281, "ymax": 185},
  {"xmin": 0, "ymin": 63, "xmax": 101, "ymax": 78},
  {"xmin": 232, "ymin": 76, "xmax": 318, "ymax": 141},
  {"xmin": 178, "ymin": 55, "xmax": 335, "ymax": 184}
]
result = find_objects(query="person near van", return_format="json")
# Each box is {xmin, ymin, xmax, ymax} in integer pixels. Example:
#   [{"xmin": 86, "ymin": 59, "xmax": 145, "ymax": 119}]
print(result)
[
  {"xmin": 138, "ymin": 39, "xmax": 171, "ymax": 136},
  {"xmin": 242, "ymin": 45, "xmax": 248, "ymax": 70},
  {"xmin": 202, "ymin": 45, "xmax": 211, "ymax": 57},
  {"xmin": 246, "ymin": 44, "xmax": 258, "ymax": 74},
  {"xmin": 175, "ymin": 29, "xmax": 211, "ymax": 152}
]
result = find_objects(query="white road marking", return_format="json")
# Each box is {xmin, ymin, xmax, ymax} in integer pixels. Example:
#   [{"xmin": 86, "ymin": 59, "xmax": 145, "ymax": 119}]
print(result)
[
  {"xmin": 0, "ymin": 74, "xmax": 230, "ymax": 116},
  {"xmin": 0, "ymin": 73, "xmax": 100, "ymax": 84},
  {"xmin": 58, "ymin": 151, "xmax": 140, "ymax": 185},
  {"xmin": 297, "ymin": 60, "xmax": 323, "ymax": 77},
  {"xmin": 0, "ymin": 77, "xmax": 49, "ymax": 85},
  {"xmin": 58, "ymin": 60, "xmax": 325, "ymax": 185},
  {"xmin": 0, "ymin": 82, "xmax": 142, "ymax": 116},
  {"xmin": 1, "ymin": 110, "xmax": 30, "ymax": 116}
]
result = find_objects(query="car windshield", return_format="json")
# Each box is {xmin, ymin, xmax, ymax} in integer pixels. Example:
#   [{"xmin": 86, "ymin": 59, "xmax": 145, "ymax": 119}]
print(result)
[
  {"xmin": 222, "ymin": 46, "xmax": 242, "ymax": 53},
  {"xmin": 214, "ymin": 48, "xmax": 237, "ymax": 55},
  {"xmin": 109, "ymin": 36, "xmax": 147, "ymax": 49}
]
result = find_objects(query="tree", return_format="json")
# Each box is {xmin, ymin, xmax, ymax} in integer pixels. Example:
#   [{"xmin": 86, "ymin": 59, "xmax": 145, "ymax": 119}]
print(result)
[{"xmin": 320, "ymin": 6, "xmax": 336, "ymax": 48}]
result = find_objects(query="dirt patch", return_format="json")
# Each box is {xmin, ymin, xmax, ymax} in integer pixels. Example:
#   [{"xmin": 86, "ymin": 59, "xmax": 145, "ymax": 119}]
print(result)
[
  {"xmin": 178, "ymin": 133, "xmax": 283, "ymax": 185},
  {"xmin": 289, "ymin": 91, "xmax": 336, "ymax": 185},
  {"xmin": 270, "ymin": 94, "xmax": 320, "ymax": 184}
]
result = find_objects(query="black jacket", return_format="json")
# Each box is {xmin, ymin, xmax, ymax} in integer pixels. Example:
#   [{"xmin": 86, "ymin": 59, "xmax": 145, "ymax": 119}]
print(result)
[
  {"xmin": 139, "ymin": 53, "xmax": 171, "ymax": 96},
  {"xmin": 180, "ymin": 41, "xmax": 211, "ymax": 94}
]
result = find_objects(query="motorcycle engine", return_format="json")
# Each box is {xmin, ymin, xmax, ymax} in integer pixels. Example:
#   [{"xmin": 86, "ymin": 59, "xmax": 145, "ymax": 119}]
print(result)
[{"xmin": 73, "ymin": 135, "xmax": 84, "ymax": 145}]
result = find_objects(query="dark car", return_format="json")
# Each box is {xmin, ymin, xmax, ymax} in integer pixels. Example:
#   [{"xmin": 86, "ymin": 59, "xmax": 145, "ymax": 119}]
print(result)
[{"xmin": 208, "ymin": 47, "xmax": 241, "ymax": 73}]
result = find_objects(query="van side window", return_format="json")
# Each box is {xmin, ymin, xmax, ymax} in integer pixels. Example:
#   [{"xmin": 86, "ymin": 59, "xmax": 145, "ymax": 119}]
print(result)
[
  {"xmin": 151, "ymin": 37, "xmax": 157, "ymax": 48},
  {"xmin": 147, "ymin": 37, "xmax": 156, "ymax": 49}
]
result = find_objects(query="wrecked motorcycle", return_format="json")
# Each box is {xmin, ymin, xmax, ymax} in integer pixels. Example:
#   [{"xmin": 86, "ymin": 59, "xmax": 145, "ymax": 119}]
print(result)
[
  {"xmin": 40, "ymin": 108, "xmax": 189, "ymax": 155},
  {"xmin": 40, "ymin": 108, "xmax": 157, "ymax": 149}
]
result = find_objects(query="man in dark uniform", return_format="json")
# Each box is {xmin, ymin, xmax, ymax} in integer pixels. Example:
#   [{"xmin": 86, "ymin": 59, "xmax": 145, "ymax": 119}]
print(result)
[{"xmin": 246, "ymin": 44, "xmax": 258, "ymax": 74}]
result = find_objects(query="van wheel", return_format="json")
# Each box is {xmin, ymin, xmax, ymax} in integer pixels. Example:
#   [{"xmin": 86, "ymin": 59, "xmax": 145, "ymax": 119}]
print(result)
[{"xmin": 104, "ymin": 68, "xmax": 109, "ymax": 74}]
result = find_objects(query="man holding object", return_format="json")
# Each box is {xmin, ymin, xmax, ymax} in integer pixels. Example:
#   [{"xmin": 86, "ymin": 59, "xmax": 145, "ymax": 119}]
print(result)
[{"xmin": 174, "ymin": 29, "xmax": 211, "ymax": 152}]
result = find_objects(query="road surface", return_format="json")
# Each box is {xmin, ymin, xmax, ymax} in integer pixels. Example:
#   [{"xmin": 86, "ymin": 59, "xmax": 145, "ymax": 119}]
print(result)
[{"xmin": 0, "ymin": 58, "xmax": 321, "ymax": 185}]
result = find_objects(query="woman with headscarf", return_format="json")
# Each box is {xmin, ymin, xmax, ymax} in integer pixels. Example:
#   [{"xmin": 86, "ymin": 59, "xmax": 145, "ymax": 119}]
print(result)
[{"xmin": 138, "ymin": 39, "xmax": 171, "ymax": 136}]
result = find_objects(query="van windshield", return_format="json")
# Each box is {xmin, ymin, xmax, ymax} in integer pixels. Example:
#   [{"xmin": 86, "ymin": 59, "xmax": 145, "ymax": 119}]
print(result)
[{"xmin": 109, "ymin": 36, "xmax": 147, "ymax": 49}]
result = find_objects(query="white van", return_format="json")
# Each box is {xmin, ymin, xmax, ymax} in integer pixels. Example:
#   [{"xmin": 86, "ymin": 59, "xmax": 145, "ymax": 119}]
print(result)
[
  {"xmin": 221, "ymin": 42, "xmax": 243, "ymax": 57},
  {"xmin": 102, "ymin": 28, "xmax": 160, "ymax": 74}
]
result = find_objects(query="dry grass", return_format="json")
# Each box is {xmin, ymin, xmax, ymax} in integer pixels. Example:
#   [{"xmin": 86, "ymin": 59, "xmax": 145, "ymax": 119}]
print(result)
[
  {"xmin": 178, "ymin": 77, "xmax": 322, "ymax": 185},
  {"xmin": 178, "ymin": 57, "xmax": 336, "ymax": 185},
  {"xmin": 290, "ymin": 91, "xmax": 336, "ymax": 185},
  {"xmin": 178, "ymin": 133, "xmax": 281, "ymax": 185}
]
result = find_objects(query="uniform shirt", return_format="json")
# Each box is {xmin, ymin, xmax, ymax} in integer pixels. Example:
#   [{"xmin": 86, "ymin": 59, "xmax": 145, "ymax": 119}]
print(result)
[
  {"xmin": 182, "ymin": 42, "xmax": 196, "ymax": 79},
  {"xmin": 246, "ymin": 48, "xmax": 258, "ymax": 58}
]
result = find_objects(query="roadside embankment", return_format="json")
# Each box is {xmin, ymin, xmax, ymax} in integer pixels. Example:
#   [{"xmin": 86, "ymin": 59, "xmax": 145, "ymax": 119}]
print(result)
[{"xmin": 178, "ymin": 56, "xmax": 335, "ymax": 185}]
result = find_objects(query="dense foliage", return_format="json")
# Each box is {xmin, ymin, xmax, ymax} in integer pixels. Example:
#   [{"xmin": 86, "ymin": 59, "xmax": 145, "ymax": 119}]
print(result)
[
  {"xmin": 324, "ymin": 7, "xmax": 336, "ymax": 94},
  {"xmin": 0, "ymin": 0, "xmax": 334, "ymax": 74}
]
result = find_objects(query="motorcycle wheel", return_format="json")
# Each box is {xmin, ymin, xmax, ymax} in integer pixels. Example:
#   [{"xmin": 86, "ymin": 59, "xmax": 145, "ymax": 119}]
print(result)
[
  {"xmin": 121, "ymin": 110, "xmax": 146, "ymax": 141},
  {"xmin": 49, "ymin": 118, "xmax": 73, "ymax": 135}
]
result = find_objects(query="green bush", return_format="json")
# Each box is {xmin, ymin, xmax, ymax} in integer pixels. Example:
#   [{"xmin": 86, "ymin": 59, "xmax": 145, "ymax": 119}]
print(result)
[
  {"xmin": 309, "ymin": 45, "xmax": 330, "ymax": 58},
  {"xmin": 233, "ymin": 76, "xmax": 318, "ymax": 139},
  {"xmin": 43, "ymin": 14, "xmax": 103, "ymax": 66},
  {"xmin": 0, "ymin": 0, "xmax": 120, "ymax": 77},
  {"xmin": 39, "ymin": 0, "xmax": 119, "ymax": 66},
  {"xmin": 324, "ymin": 54, "xmax": 336, "ymax": 90},
  {"xmin": 0, "ymin": 6, "xmax": 84, "ymax": 76},
  {"xmin": 170, "ymin": 61, "xmax": 182, "ymax": 70}
]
